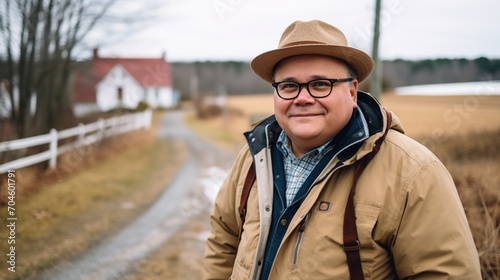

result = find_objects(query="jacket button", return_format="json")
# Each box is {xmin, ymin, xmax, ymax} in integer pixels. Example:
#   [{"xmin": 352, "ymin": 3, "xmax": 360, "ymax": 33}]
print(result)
[{"xmin": 280, "ymin": 219, "xmax": 288, "ymax": 226}]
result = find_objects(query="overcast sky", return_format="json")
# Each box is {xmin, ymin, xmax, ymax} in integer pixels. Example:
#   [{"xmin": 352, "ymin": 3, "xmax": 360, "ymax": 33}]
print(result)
[{"xmin": 82, "ymin": 0, "xmax": 500, "ymax": 62}]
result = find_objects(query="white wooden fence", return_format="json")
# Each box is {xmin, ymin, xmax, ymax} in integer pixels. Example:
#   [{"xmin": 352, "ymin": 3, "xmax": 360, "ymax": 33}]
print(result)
[{"xmin": 0, "ymin": 109, "xmax": 152, "ymax": 174}]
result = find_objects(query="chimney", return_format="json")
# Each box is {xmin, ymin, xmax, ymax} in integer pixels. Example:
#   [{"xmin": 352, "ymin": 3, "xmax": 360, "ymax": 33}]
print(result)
[{"xmin": 93, "ymin": 48, "xmax": 99, "ymax": 59}]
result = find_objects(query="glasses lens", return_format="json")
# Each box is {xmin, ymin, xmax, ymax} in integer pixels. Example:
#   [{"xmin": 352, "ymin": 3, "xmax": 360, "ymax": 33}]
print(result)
[
  {"xmin": 309, "ymin": 80, "xmax": 332, "ymax": 97},
  {"xmin": 277, "ymin": 82, "xmax": 299, "ymax": 99}
]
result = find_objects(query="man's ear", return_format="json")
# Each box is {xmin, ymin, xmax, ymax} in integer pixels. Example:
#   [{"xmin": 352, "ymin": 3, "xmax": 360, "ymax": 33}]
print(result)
[{"xmin": 350, "ymin": 79, "xmax": 358, "ymax": 107}]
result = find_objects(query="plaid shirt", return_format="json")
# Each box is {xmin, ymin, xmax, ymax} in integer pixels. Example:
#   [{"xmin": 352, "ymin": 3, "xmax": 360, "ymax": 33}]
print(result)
[{"xmin": 276, "ymin": 131, "xmax": 334, "ymax": 206}]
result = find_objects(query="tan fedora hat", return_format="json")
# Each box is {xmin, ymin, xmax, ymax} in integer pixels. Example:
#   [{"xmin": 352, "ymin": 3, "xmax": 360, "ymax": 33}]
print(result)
[{"xmin": 251, "ymin": 20, "xmax": 374, "ymax": 83}]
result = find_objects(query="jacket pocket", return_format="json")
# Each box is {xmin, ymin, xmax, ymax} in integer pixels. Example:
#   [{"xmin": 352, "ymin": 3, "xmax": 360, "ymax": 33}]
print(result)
[
  {"xmin": 355, "ymin": 203, "xmax": 382, "ymax": 274},
  {"xmin": 230, "ymin": 263, "xmax": 249, "ymax": 280},
  {"xmin": 231, "ymin": 233, "xmax": 259, "ymax": 279},
  {"xmin": 355, "ymin": 204, "xmax": 381, "ymax": 248}
]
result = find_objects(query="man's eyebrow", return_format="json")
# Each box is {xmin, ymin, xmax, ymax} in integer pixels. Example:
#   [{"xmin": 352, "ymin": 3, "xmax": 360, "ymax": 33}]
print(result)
[
  {"xmin": 310, "ymin": 75, "xmax": 329, "ymax": 79},
  {"xmin": 275, "ymin": 77, "xmax": 297, "ymax": 82},
  {"xmin": 275, "ymin": 75, "xmax": 330, "ymax": 82}
]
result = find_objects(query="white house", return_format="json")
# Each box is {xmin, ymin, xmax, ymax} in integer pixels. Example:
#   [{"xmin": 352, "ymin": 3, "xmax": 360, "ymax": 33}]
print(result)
[{"xmin": 72, "ymin": 49, "xmax": 178, "ymax": 117}]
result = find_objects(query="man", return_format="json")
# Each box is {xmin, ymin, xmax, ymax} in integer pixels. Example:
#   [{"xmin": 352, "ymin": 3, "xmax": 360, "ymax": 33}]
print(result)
[{"xmin": 204, "ymin": 20, "xmax": 481, "ymax": 279}]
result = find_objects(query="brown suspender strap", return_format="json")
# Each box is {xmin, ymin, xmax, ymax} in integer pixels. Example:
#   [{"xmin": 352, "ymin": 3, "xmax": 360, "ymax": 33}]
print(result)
[
  {"xmin": 343, "ymin": 111, "xmax": 392, "ymax": 280},
  {"xmin": 343, "ymin": 156, "xmax": 369, "ymax": 280},
  {"xmin": 238, "ymin": 163, "xmax": 256, "ymax": 241}
]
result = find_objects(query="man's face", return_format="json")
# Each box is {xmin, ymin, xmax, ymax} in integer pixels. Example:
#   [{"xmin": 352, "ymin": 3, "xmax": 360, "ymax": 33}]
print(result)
[{"xmin": 273, "ymin": 55, "xmax": 358, "ymax": 157}]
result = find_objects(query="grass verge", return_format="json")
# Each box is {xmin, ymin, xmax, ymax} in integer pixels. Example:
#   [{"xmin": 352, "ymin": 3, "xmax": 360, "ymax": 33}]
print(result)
[{"xmin": 183, "ymin": 109, "xmax": 248, "ymax": 154}]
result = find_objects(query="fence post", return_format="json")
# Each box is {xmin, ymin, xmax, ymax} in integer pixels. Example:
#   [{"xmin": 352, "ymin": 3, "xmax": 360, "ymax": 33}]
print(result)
[
  {"xmin": 144, "ymin": 109, "xmax": 152, "ymax": 130},
  {"xmin": 78, "ymin": 123, "xmax": 86, "ymax": 147},
  {"xmin": 49, "ymin": 128, "xmax": 58, "ymax": 169},
  {"xmin": 98, "ymin": 118, "xmax": 105, "ymax": 140}
]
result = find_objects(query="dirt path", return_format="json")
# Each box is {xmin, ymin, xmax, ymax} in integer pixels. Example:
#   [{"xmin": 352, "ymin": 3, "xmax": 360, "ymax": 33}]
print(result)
[{"xmin": 40, "ymin": 110, "xmax": 234, "ymax": 280}]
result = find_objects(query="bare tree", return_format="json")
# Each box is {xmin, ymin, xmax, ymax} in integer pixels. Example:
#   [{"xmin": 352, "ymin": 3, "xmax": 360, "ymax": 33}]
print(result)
[{"xmin": 0, "ymin": 0, "xmax": 115, "ymax": 137}]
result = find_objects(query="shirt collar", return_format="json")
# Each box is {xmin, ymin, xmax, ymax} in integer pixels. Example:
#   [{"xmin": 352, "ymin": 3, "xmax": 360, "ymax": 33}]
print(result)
[{"xmin": 276, "ymin": 131, "xmax": 334, "ymax": 161}]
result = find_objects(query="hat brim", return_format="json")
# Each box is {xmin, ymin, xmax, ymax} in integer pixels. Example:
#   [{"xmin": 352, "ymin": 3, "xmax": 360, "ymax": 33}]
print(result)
[{"xmin": 250, "ymin": 45, "xmax": 374, "ymax": 83}]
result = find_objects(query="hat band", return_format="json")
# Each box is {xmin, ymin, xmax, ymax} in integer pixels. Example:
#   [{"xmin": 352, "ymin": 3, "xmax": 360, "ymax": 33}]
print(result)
[{"xmin": 281, "ymin": 40, "xmax": 328, "ymax": 48}]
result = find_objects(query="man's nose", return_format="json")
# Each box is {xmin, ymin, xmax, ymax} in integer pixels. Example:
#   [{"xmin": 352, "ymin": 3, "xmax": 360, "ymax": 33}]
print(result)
[{"xmin": 295, "ymin": 85, "xmax": 314, "ymax": 103}]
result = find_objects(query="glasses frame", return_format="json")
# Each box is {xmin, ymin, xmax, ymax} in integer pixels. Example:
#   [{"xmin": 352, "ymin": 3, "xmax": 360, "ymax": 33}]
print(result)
[{"xmin": 272, "ymin": 78, "xmax": 354, "ymax": 100}]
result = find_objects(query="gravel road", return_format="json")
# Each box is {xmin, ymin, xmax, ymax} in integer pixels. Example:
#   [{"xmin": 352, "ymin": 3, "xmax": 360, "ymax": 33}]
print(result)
[{"xmin": 40, "ymin": 110, "xmax": 234, "ymax": 280}]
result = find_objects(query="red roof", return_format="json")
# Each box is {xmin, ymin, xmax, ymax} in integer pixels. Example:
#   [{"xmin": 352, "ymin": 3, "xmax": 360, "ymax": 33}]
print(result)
[
  {"xmin": 72, "ymin": 55, "xmax": 172, "ymax": 103},
  {"xmin": 93, "ymin": 57, "xmax": 171, "ymax": 87}
]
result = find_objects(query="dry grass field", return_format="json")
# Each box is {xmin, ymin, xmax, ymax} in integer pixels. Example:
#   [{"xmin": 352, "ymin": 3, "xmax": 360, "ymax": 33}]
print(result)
[
  {"xmin": 381, "ymin": 92, "xmax": 500, "ymax": 138},
  {"xmin": 180, "ymin": 92, "xmax": 500, "ymax": 279}
]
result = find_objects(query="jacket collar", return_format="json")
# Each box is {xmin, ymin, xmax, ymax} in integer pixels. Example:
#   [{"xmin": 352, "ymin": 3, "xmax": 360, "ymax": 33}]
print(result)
[{"xmin": 244, "ymin": 91, "xmax": 384, "ymax": 158}]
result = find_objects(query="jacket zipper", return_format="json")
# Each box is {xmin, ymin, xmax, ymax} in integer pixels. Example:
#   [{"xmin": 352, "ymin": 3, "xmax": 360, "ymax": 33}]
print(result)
[
  {"xmin": 290, "ymin": 162, "xmax": 344, "ymax": 266},
  {"xmin": 293, "ymin": 212, "xmax": 311, "ymax": 265}
]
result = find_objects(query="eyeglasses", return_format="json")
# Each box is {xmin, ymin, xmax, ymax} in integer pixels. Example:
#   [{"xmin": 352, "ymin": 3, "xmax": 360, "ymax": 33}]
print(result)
[{"xmin": 272, "ymin": 78, "xmax": 354, "ymax": 100}]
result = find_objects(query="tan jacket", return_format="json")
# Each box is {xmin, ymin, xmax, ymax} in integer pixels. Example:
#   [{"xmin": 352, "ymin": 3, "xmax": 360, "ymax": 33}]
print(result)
[{"xmin": 204, "ymin": 92, "xmax": 481, "ymax": 279}]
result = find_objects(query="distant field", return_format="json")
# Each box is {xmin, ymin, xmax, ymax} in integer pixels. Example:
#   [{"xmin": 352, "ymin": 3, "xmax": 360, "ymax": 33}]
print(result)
[
  {"xmin": 220, "ymin": 92, "xmax": 500, "ymax": 141},
  {"xmin": 381, "ymin": 93, "xmax": 500, "ymax": 137}
]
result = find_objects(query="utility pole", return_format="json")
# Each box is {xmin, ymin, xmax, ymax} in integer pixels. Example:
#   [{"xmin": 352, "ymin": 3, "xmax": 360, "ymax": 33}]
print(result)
[{"xmin": 370, "ymin": 0, "xmax": 382, "ymax": 99}]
